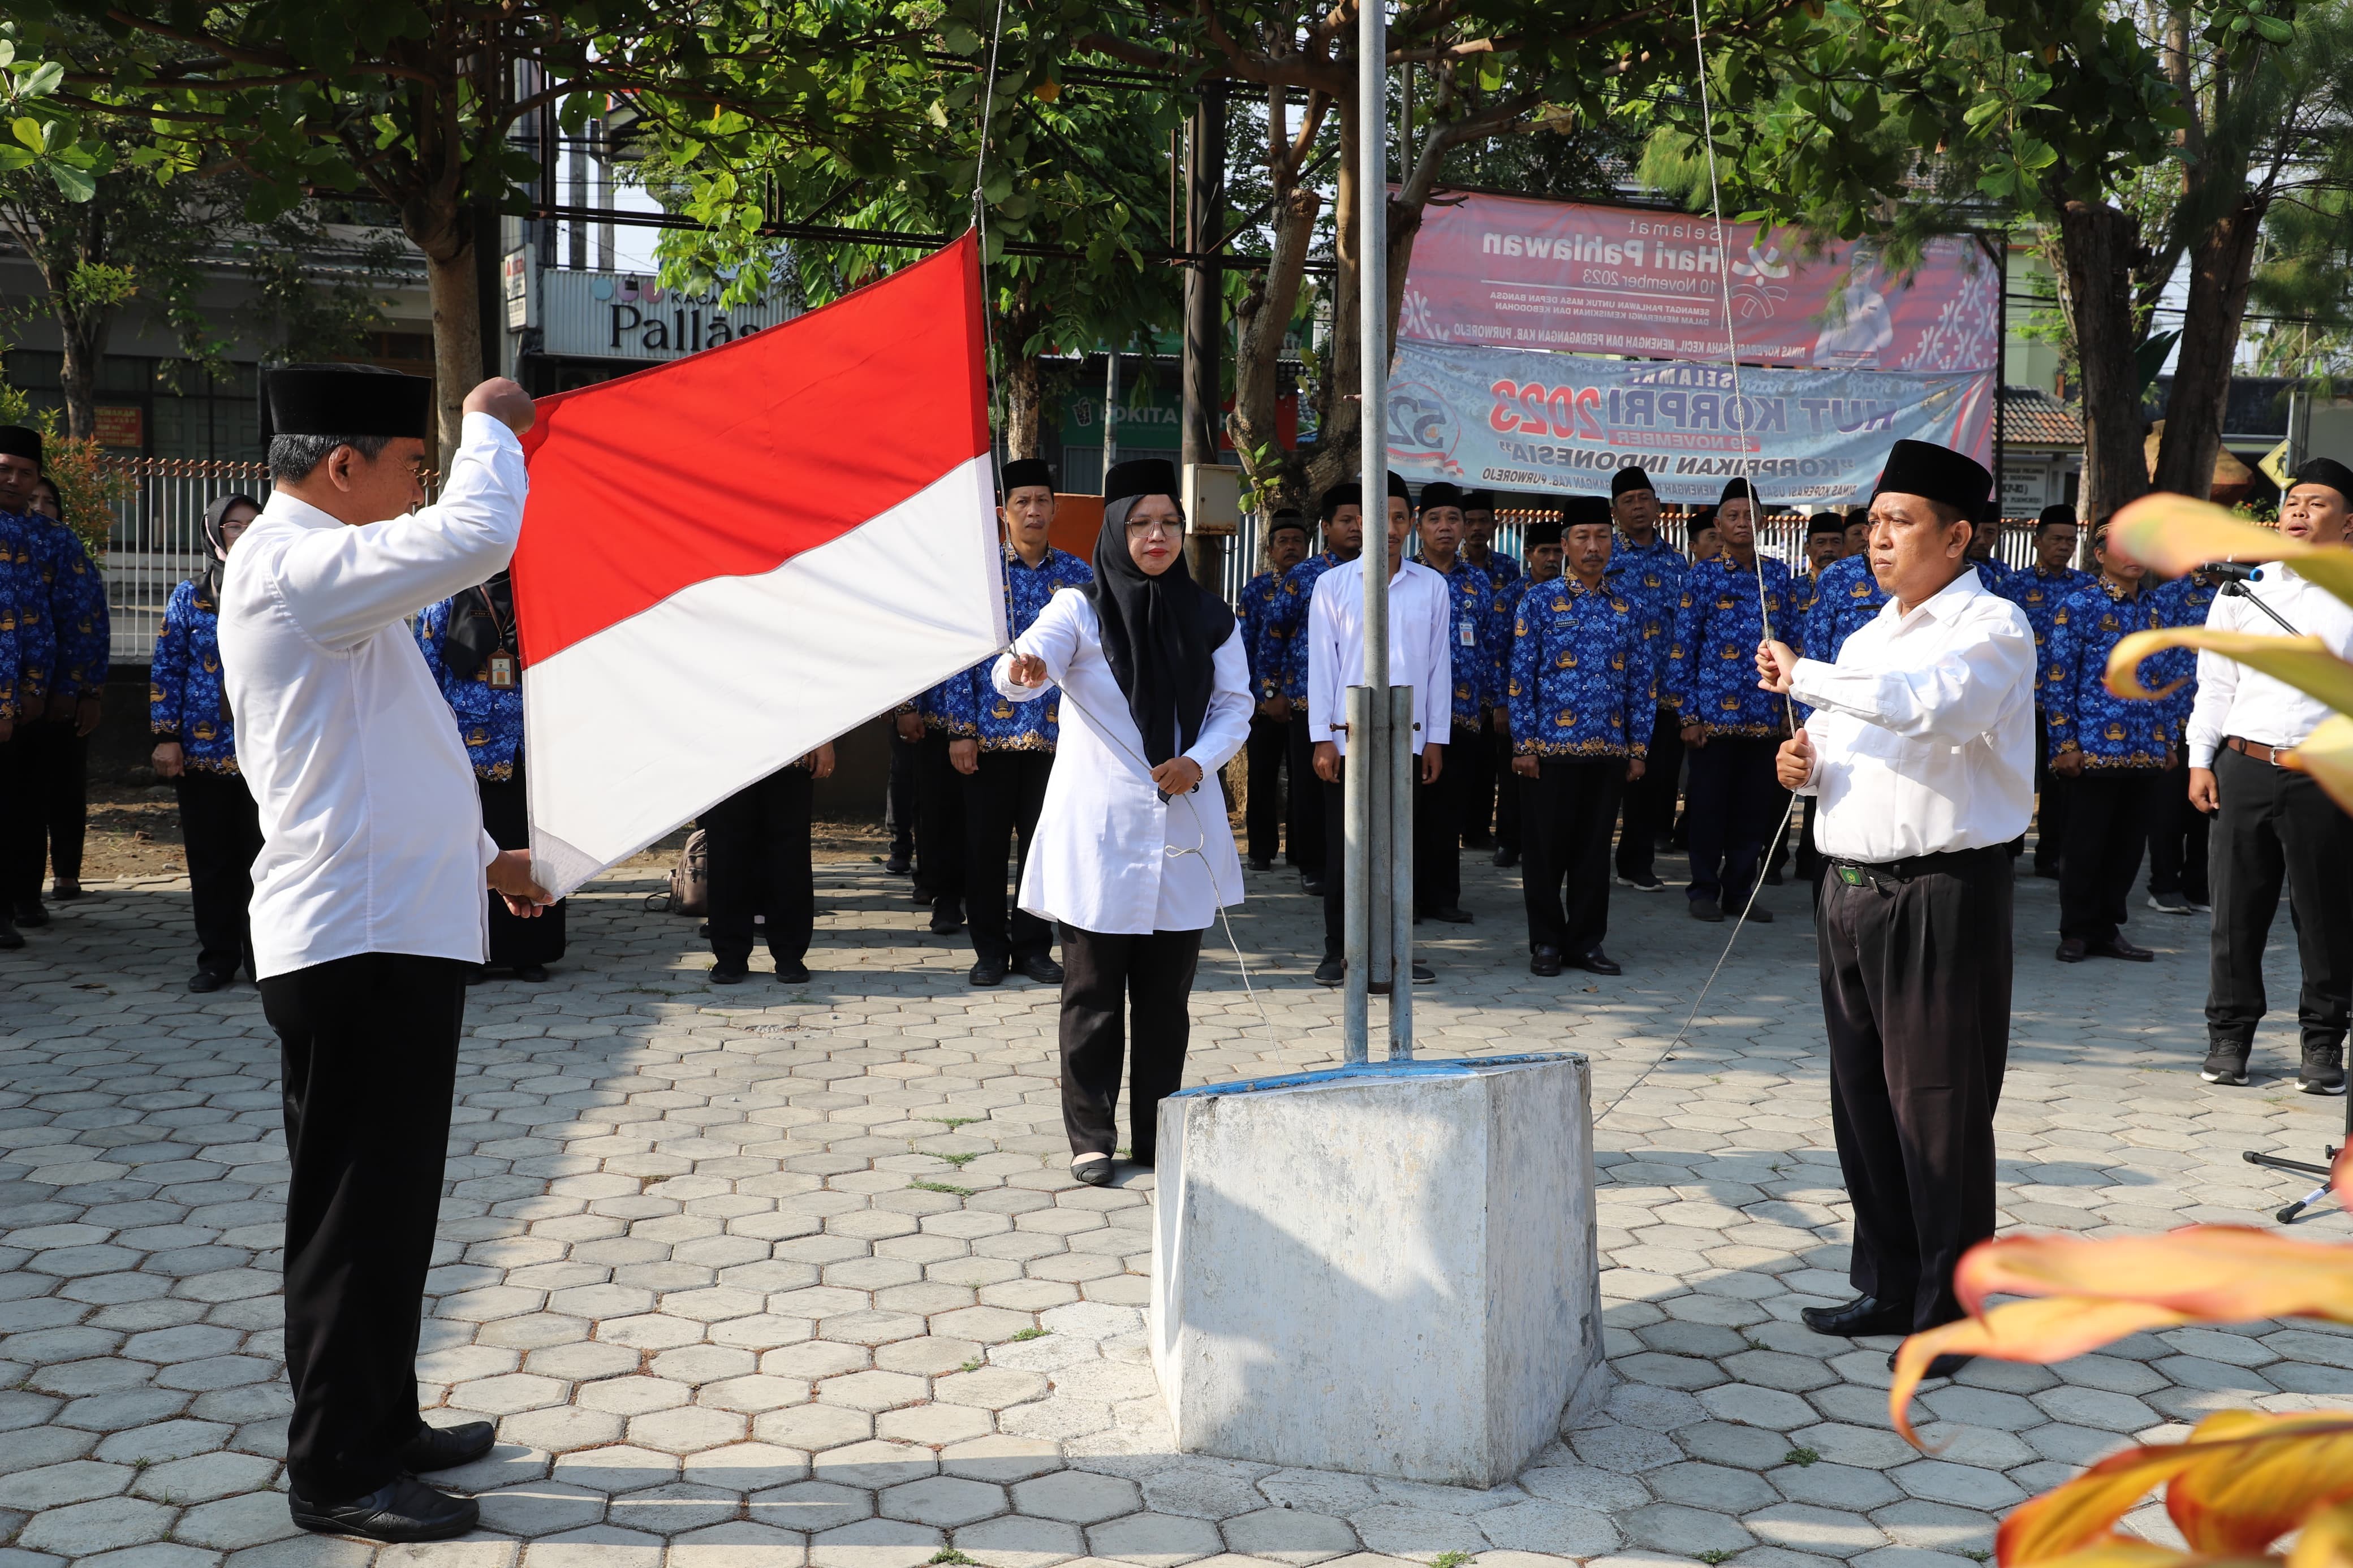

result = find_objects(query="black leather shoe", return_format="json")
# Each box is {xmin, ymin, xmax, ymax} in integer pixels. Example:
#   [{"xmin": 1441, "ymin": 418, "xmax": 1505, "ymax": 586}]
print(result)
[
  {"xmin": 1071, "ymin": 1157, "xmax": 1114, "ymax": 1186},
  {"xmin": 14, "ymin": 902, "xmax": 48, "ymax": 927},
  {"xmin": 1300, "ymin": 874, "xmax": 1325, "ymax": 897},
  {"xmin": 289, "ymin": 1477, "xmax": 480, "ymax": 1543},
  {"xmin": 710, "ymin": 962, "xmax": 748, "ymax": 986},
  {"xmin": 1247, "ymin": 855, "xmax": 1273, "ymax": 871},
  {"xmin": 1530, "ymin": 946, "xmax": 1563, "ymax": 977},
  {"xmin": 968, "ymin": 960, "xmax": 1007, "ymax": 987},
  {"xmin": 885, "ymin": 854, "xmax": 912, "ymax": 875},
  {"xmin": 2055, "ymin": 938, "xmax": 2087, "ymax": 963},
  {"xmin": 1889, "ymin": 1350, "xmax": 1975, "ymax": 1380},
  {"xmin": 1744, "ymin": 904, "xmax": 1775, "ymax": 924},
  {"xmin": 928, "ymin": 901, "xmax": 964, "ymax": 934},
  {"xmin": 0, "ymin": 921, "xmax": 20, "ymax": 950},
  {"xmin": 1801, "ymin": 1295, "xmax": 1913, "ymax": 1337},
  {"xmin": 1493, "ymin": 846, "xmax": 1520, "ymax": 868},
  {"xmin": 398, "ymin": 1420, "xmax": 497, "ymax": 1473},
  {"xmin": 1411, "ymin": 962, "xmax": 1436, "ymax": 984},
  {"xmin": 188, "ymin": 970, "xmax": 227, "ymax": 994},
  {"xmin": 775, "ymin": 961, "xmax": 812, "ymax": 984},
  {"xmin": 1689, "ymin": 897, "xmax": 1724, "ymax": 923},
  {"xmin": 1313, "ymin": 956, "xmax": 1346, "ymax": 987},
  {"xmin": 1428, "ymin": 906, "xmax": 1475, "ymax": 924},
  {"xmin": 2088, "ymin": 936, "xmax": 2155, "ymax": 962},
  {"xmin": 1572, "ymin": 948, "xmax": 1622, "ymax": 976},
  {"xmin": 1019, "ymin": 954, "xmax": 1066, "ymax": 985},
  {"xmin": 514, "ymin": 964, "xmax": 549, "ymax": 983}
]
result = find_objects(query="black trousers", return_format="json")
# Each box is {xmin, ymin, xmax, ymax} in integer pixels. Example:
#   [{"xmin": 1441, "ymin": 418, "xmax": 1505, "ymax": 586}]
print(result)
[
  {"xmin": 2207, "ymin": 745, "xmax": 2353, "ymax": 1053},
  {"xmin": 1244, "ymin": 715, "xmax": 1290, "ymax": 864},
  {"xmin": 1615, "ymin": 707, "xmax": 1684, "ymax": 879},
  {"xmin": 962, "ymin": 750, "xmax": 1053, "ymax": 966},
  {"xmin": 1058, "ymin": 923, "xmax": 1202, "ymax": 1163},
  {"xmin": 914, "ymin": 732, "xmax": 967, "ymax": 908},
  {"xmin": 1491, "ymin": 716, "xmax": 1522, "ymax": 854},
  {"xmin": 177, "ymin": 768, "xmax": 262, "ymax": 979},
  {"xmin": 1684, "ymin": 735, "xmax": 1782, "ymax": 909},
  {"xmin": 2058, "ymin": 767, "xmax": 2158, "ymax": 944},
  {"xmin": 1320, "ymin": 770, "xmax": 1428, "ymax": 957},
  {"xmin": 1459, "ymin": 710, "xmax": 1499, "ymax": 849},
  {"xmin": 1819, "ymin": 846, "xmax": 2011, "ymax": 1331},
  {"xmin": 264, "ymin": 951, "xmax": 471, "ymax": 1501},
  {"xmin": 7, "ymin": 718, "xmax": 87, "ymax": 891},
  {"xmin": 1287, "ymin": 717, "xmax": 1327, "ymax": 877},
  {"xmin": 2031, "ymin": 711, "xmax": 2071, "ymax": 872},
  {"xmin": 1523, "ymin": 758, "xmax": 1624, "ymax": 956},
  {"xmin": 705, "ymin": 765, "xmax": 815, "ymax": 966},
  {"xmin": 2145, "ymin": 766, "xmax": 2210, "ymax": 902},
  {"xmin": 1414, "ymin": 731, "xmax": 1473, "ymax": 914},
  {"xmin": 478, "ymin": 757, "xmax": 566, "ymax": 968},
  {"xmin": 886, "ymin": 732, "xmax": 918, "ymax": 862}
]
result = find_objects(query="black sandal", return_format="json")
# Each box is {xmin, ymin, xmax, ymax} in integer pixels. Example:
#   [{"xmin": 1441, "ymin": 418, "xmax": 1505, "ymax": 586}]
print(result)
[{"xmin": 1071, "ymin": 1156, "xmax": 1114, "ymax": 1186}]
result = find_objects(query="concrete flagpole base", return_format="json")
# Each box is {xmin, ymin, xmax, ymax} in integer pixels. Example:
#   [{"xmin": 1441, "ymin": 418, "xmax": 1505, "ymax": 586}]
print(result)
[{"xmin": 1148, "ymin": 1054, "xmax": 1605, "ymax": 1487}]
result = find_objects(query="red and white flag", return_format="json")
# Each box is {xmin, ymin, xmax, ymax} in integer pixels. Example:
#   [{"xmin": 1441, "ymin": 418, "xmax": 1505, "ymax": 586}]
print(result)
[{"xmin": 512, "ymin": 235, "xmax": 1006, "ymax": 898}]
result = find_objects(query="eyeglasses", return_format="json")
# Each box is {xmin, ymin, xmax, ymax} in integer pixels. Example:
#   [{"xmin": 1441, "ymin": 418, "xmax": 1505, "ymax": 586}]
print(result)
[{"xmin": 1124, "ymin": 518, "xmax": 1181, "ymax": 539}]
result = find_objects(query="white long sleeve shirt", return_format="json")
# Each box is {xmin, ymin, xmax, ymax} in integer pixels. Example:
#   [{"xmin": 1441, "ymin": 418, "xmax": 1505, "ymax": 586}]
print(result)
[
  {"xmin": 220, "ymin": 413, "xmax": 528, "ymax": 977},
  {"xmin": 1303, "ymin": 556, "xmax": 1452, "ymax": 756},
  {"xmin": 2184, "ymin": 563, "xmax": 2353, "ymax": 766},
  {"xmin": 993, "ymin": 589, "xmax": 1252, "ymax": 934},
  {"xmin": 1788, "ymin": 567, "xmax": 2036, "ymax": 861}
]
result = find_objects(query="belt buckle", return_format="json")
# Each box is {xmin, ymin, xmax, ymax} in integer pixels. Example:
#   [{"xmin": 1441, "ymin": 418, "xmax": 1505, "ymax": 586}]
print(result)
[{"xmin": 1837, "ymin": 865, "xmax": 1866, "ymax": 887}]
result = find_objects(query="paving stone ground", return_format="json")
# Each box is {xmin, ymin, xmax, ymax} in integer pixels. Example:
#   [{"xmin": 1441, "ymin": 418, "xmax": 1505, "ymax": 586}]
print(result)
[{"xmin": 3, "ymin": 844, "xmax": 2349, "ymax": 1568}]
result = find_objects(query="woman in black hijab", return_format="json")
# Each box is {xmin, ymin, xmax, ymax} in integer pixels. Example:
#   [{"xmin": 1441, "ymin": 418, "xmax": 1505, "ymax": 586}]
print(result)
[{"xmin": 992, "ymin": 460, "xmax": 1254, "ymax": 1185}]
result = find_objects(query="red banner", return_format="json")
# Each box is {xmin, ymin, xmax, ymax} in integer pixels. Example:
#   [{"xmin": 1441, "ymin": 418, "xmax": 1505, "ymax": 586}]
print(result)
[{"xmin": 1399, "ymin": 192, "xmax": 1998, "ymax": 374}]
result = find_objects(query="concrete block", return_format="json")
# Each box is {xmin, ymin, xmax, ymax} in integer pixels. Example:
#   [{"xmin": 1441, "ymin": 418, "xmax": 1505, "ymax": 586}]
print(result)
[{"xmin": 1150, "ymin": 1056, "xmax": 1604, "ymax": 1487}]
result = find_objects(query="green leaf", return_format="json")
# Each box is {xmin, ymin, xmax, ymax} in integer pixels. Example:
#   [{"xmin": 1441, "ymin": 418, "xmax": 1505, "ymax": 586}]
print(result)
[
  {"xmin": 11, "ymin": 114, "xmax": 44, "ymax": 153},
  {"xmin": 46, "ymin": 159, "xmax": 94, "ymax": 201}
]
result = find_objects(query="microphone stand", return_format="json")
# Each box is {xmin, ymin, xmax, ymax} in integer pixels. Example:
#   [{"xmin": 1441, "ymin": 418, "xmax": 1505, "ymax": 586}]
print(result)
[{"xmin": 2211, "ymin": 576, "xmax": 2351, "ymax": 1220}]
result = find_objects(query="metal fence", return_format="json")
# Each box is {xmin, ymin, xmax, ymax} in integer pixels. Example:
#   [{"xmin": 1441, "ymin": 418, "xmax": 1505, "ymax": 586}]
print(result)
[{"xmin": 100, "ymin": 457, "xmax": 276, "ymax": 666}]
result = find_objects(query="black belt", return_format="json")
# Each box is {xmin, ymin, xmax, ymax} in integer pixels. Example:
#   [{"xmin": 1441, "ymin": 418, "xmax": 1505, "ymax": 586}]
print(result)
[{"xmin": 1829, "ymin": 846, "xmax": 2003, "ymax": 885}]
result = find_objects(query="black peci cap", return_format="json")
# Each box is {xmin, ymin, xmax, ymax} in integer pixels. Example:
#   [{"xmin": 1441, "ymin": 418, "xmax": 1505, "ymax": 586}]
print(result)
[
  {"xmin": 259, "ymin": 364, "xmax": 432, "ymax": 442},
  {"xmin": 1872, "ymin": 439, "xmax": 1993, "ymax": 513},
  {"xmin": 1000, "ymin": 457, "xmax": 1055, "ymax": 495}
]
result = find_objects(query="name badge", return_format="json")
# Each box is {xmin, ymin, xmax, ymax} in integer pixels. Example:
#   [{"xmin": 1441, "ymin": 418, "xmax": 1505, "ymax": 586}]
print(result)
[
  {"xmin": 488, "ymin": 651, "xmax": 516, "ymax": 690},
  {"xmin": 1837, "ymin": 865, "xmax": 1865, "ymax": 886},
  {"xmin": 1458, "ymin": 622, "xmax": 1477, "ymax": 646}
]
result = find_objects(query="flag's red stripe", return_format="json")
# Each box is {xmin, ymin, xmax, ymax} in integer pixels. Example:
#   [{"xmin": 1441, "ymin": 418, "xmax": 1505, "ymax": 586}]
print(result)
[{"xmin": 512, "ymin": 234, "xmax": 988, "ymax": 663}]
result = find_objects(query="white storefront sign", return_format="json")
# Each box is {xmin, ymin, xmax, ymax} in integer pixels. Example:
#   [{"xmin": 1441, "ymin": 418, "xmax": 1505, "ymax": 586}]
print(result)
[{"xmin": 538, "ymin": 271, "xmax": 799, "ymax": 362}]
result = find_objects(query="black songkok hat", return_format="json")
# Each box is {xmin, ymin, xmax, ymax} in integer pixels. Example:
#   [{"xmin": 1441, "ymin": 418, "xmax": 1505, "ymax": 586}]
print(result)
[
  {"xmin": 1460, "ymin": 489, "xmax": 1497, "ymax": 512},
  {"xmin": 1387, "ymin": 470, "xmax": 1411, "ymax": 501},
  {"xmin": 1319, "ymin": 481, "xmax": 1362, "ymax": 520},
  {"xmin": 1843, "ymin": 507, "xmax": 1873, "ymax": 529},
  {"xmin": 1807, "ymin": 513, "xmax": 1848, "ymax": 538},
  {"xmin": 1103, "ymin": 457, "xmax": 1179, "ymax": 506},
  {"xmin": 0, "ymin": 426, "xmax": 42, "ymax": 467},
  {"xmin": 1688, "ymin": 507, "xmax": 1719, "ymax": 543},
  {"xmin": 1266, "ymin": 509, "xmax": 1309, "ymax": 537},
  {"xmin": 1720, "ymin": 476, "xmax": 1761, "ymax": 508},
  {"xmin": 1000, "ymin": 457, "xmax": 1055, "ymax": 495},
  {"xmin": 2036, "ymin": 503, "xmax": 2078, "ymax": 531},
  {"xmin": 1611, "ymin": 466, "xmax": 1655, "ymax": 498},
  {"xmin": 1525, "ymin": 519, "xmax": 1564, "ymax": 547},
  {"xmin": 1564, "ymin": 494, "xmax": 1612, "ymax": 529},
  {"xmin": 1872, "ymin": 439, "xmax": 1993, "ymax": 513},
  {"xmin": 2291, "ymin": 457, "xmax": 2353, "ymax": 504},
  {"xmin": 1418, "ymin": 481, "xmax": 1467, "ymax": 512},
  {"xmin": 259, "ymin": 364, "xmax": 431, "ymax": 442}
]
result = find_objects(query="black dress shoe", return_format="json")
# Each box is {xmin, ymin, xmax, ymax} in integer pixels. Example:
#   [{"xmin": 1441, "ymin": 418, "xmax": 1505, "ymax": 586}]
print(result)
[
  {"xmin": 290, "ymin": 1477, "xmax": 480, "ymax": 1543},
  {"xmin": 2088, "ymin": 936, "xmax": 2155, "ymax": 962},
  {"xmin": 710, "ymin": 961, "xmax": 748, "ymax": 985},
  {"xmin": 885, "ymin": 854, "xmax": 912, "ymax": 875},
  {"xmin": 1690, "ymin": 897, "xmax": 1724, "ymax": 923},
  {"xmin": 1493, "ymin": 846, "xmax": 1520, "ymax": 867},
  {"xmin": 928, "ymin": 901, "xmax": 965, "ymax": 934},
  {"xmin": 2055, "ymin": 938, "xmax": 2087, "ymax": 963},
  {"xmin": 1300, "ymin": 874, "xmax": 1325, "ymax": 896},
  {"xmin": 1071, "ymin": 1157, "xmax": 1114, "ymax": 1186},
  {"xmin": 968, "ymin": 960, "xmax": 1008, "ymax": 987},
  {"xmin": 514, "ymin": 964, "xmax": 549, "ymax": 983},
  {"xmin": 1247, "ymin": 855, "xmax": 1273, "ymax": 871},
  {"xmin": 775, "ymin": 960, "xmax": 812, "ymax": 984},
  {"xmin": 14, "ymin": 902, "xmax": 48, "ymax": 927},
  {"xmin": 1019, "ymin": 954, "xmax": 1065, "ymax": 985},
  {"xmin": 1428, "ymin": 906, "xmax": 1475, "ymax": 924},
  {"xmin": 1313, "ymin": 956, "xmax": 1346, "ymax": 987},
  {"xmin": 398, "ymin": 1420, "xmax": 497, "ymax": 1473},
  {"xmin": 1572, "ymin": 948, "xmax": 1622, "ymax": 976},
  {"xmin": 1530, "ymin": 946, "xmax": 1563, "ymax": 977},
  {"xmin": 1744, "ymin": 905, "xmax": 1775, "ymax": 924},
  {"xmin": 1410, "ymin": 962, "xmax": 1436, "ymax": 984},
  {"xmin": 1889, "ymin": 1350, "xmax": 1975, "ymax": 1380},
  {"xmin": 188, "ymin": 970, "xmax": 227, "ymax": 994},
  {"xmin": 1800, "ymin": 1295, "xmax": 1914, "ymax": 1337},
  {"xmin": 0, "ymin": 921, "xmax": 20, "ymax": 950}
]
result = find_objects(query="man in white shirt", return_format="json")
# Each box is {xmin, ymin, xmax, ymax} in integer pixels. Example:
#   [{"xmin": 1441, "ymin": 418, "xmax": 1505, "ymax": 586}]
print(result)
[
  {"xmin": 1305, "ymin": 471, "xmax": 1451, "ymax": 986},
  {"xmin": 2184, "ymin": 457, "xmax": 2353, "ymax": 1094},
  {"xmin": 1756, "ymin": 439, "xmax": 2035, "ymax": 1378},
  {"xmin": 220, "ymin": 365, "xmax": 546, "ymax": 1542}
]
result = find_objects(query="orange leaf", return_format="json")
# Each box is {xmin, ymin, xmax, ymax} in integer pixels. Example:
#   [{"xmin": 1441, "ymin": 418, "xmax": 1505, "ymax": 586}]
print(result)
[
  {"xmin": 1891, "ymin": 1300, "xmax": 2195, "ymax": 1444},
  {"xmin": 2104, "ymin": 628, "xmax": 2353, "ymax": 712},
  {"xmin": 1953, "ymin": 1228, "xmax": 2353, "ymax": 1325},
  {"xmin": 2018, "ymin": 1544, "xmax": 2269, "ymax": 1568},
  {"xmin": 1998, "ymin": 1416, "xmax": 2353, "ymax": 1566},
  {"xmin": 2289, "ymin": 1501, "xmax": 2353, "ymax": 1568},
  {"xmin": 2108, "ymin": 493, "xmax": 2353, "ymax": 606},
  {"xmin": 2166, "ymin": 1413, "xmax": 2353, "ymax": 1554}
]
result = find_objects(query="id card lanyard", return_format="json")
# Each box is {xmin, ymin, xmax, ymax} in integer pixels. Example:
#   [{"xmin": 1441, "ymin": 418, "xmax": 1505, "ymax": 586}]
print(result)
[{"xmin": 476, "ymin": 586, "xmax": 517, "ymax": 690}]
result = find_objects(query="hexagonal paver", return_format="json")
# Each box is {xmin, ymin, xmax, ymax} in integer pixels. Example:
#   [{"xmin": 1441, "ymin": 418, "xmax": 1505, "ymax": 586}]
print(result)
[
  {"xmin": 879, "ymin": 1475, "xmax": 1009, "ymax": 1528},
  {"xmin": 1015, "ymin": 1471, "xmax": 1144, "ymax": 1526},
  {"xmin": 1223, "ymin": 1507, "xmax": 1363, "ymax": 1563},
  {"xmin": 808, "ymin": 1517, "xmax": 945, "ymax": 1568},
  {"xmin": 1090, "ymin": 1511, "xmax": 1229, "ymax": 1567},
  {"xmin": 749, "ymin": 1481, "xmax": 876, "ymax": 1534}
]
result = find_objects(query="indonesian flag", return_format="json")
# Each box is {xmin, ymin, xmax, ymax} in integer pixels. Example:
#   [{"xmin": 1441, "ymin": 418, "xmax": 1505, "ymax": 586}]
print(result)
[{"xmin": 512, "ymin": 235, "xmax": 1006, "ymax": 899}]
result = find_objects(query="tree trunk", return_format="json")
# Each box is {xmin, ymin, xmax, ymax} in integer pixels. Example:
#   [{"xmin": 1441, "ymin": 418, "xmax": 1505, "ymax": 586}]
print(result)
[
  {"xmin": 1306, "ymin": 101, "xmax": 1365, "ymax": 500},
  {"xmin": 1229, "ymin": 146, "xmax": 1320, "ymax": 512},
  {"xmin": 1002, "ymin": 347, "xmax": 1045, "ymax": 461},
  {"xmin": 2053, "ymin": 199, "xmax": 2149, "ymax": 522},
  {"xmin": 419, "ymin": 212, "xmax": 482, "ymax": 473},
  {"xmin": 2153, "ymin": 191, "xmax": 2265, "ymax": 499},
  {"xmin": 55, "ymin": 314, "xmax": 107, "ymax": 442}
]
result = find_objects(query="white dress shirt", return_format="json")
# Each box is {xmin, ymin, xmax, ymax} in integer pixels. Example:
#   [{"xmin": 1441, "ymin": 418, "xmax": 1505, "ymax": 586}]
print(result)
[
  {"xmin": 1303, "ymin": 556, "xmax": 1452, "ymax": 755},
  {"xmin": 1789, "ymin": 568, "xmax": 2036, "ymax": 861},
  {"xmin": 994, "ymin": 590, "xmax": 1252, "ymax": 934},
  {"xmin": 2184, "ymin": 563, "xmax": 2353, "ymax": 766},
  {"xmin": 221, "ymin": 413, "xmax": 528, "ymax": 978}
]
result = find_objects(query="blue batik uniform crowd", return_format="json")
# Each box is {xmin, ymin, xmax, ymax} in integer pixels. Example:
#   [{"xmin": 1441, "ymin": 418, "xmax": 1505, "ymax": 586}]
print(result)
[{"xmin": 0, "ymin": 425, "xmax": 113, "ymax": 952}]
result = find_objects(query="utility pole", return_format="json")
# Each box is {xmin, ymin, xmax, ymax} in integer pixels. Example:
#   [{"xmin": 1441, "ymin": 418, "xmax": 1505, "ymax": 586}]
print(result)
[{"xmin": 1181, "ymin": 87, "xmax": 1226, "ymax": 590}]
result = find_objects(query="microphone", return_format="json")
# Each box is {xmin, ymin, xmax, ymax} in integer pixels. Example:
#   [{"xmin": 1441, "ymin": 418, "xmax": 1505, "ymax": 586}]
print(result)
[{"xmin": 2201, "ymin": 560, "xmax": 2261, "ymax": 583}]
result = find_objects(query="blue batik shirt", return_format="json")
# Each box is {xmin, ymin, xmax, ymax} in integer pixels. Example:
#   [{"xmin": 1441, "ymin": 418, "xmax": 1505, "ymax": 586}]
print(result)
[
  {"xmin": 1418, "ymin": 555, "xmax": 1501, "ymax": 732},
  {"xmin": 938, "ymin": 545, "xmax": 1093, "ymax": 750},
  {"xmin": 2151, "ymin": 572, "xmax": 2219, "ymax": 712},
  {"xmin": 1970, "ymin": 554, "xmax": 2012, "ymax": 594},
  {"xmin": 2046, "ymin": 578, "xmax": 2180, "ymax": 770},
  {"xmin": 1667, "ymin": 553, "xmax": 1796, "ymax": 737},
  {"xmin": 1236, "ymin": 568, "xmax": 1295, "ymax": 703},
  {"xmin": 416, "ymin": 597, "xmax": 525, "ymax": 780},
  {"xmin": 24, "ymin": 515, "xmax": 109, "ymax": 699},
  {"xmin": 0, "ymin": 509, "xmax": 56, "ymax": 710},
  {"xmin": 1602, "ymin": 533, "xmax": 1687, "ymax": 692},
  {"xmin": 1467, "ymin": 548, "xmax": 1521, "ymax": 595},
  {"xmin": 0, "ymin": 515, "xmax": 23, "ymax": 718},
  {"xmin": 1277, "ymin": 551, "xmax": 1352, "ymax": 702},
  {"xmin": 1993, "ymin": 561, "xmax": 2092, "ymax": 696},
  {"xmin": 1800, "ymin": 555, "xmax": 1889, "ymax": 666},
  {"xmin": 1508, "ymin": 576, "xmax": 1653, "ymax": 760},
  {"xmin": 149, "ymin": 578, "xmax": 239, "ymax": 774}
]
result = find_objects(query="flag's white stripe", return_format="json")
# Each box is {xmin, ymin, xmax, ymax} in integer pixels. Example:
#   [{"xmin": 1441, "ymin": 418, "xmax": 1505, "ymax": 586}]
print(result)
[{"xmin": 523, "ymin": 453, "xmax": 1006, "ymax": 899}]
